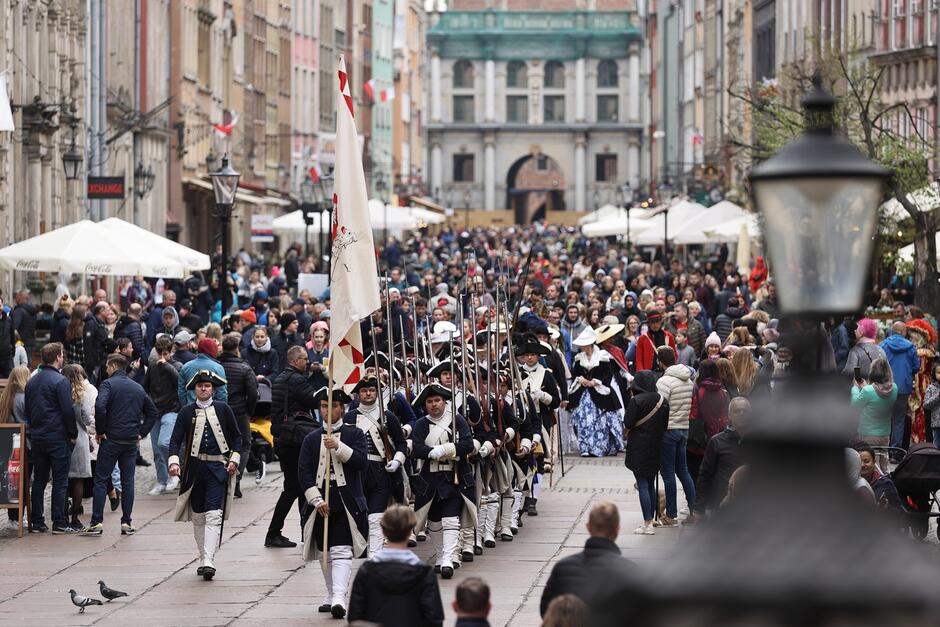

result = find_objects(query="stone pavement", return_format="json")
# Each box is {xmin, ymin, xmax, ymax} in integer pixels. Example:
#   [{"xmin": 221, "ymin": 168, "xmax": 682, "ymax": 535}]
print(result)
[{"xmin": 0, "ymin": 451, "xmax": 688, "ymax": 626}]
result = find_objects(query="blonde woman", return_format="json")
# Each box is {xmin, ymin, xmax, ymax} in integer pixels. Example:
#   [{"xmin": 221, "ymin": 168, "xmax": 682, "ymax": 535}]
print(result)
[
  {"xmin": 730, "ymin": 349, "xmax": 759, "ymax": 397},
  {"xmin": 62, "ymin": 364, "xmax": 97, "ymax": 529},
  {"xmin": 0, "ymin": 366, "xmax": 29, "ymax": 425}
]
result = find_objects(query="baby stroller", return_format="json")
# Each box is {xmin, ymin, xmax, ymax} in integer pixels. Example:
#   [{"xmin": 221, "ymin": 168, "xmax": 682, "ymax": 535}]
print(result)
[
  {"xmin": 888, "ymin": 444, "xmax": 940, "ymax": 540},
  {"xmin": 247, "ymin": 377, "xmax": 276, "ymax": 479}
]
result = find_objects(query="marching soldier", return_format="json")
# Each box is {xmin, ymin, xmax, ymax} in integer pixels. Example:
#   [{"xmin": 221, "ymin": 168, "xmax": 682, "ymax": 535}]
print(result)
[
  {"xmin": 518, "ymin": 333, "xmax": 561, "ymax": 517},
  {"xmin": 345, "ymin": 375, "xmax": 408, "ymax": 556},
  {"xmin": 299, "ymin": 386, "xmax": 370, "ymax": 620},
  {"xmin": 410, "ymin": 382, "xmax": 475, "ymax": 579},
  {"xmin": 168, "ymin": 370, "xmax": 242, "ymax": 581}
]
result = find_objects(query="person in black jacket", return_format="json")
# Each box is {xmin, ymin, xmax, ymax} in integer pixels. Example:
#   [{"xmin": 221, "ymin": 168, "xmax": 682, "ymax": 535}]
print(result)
[
  {"xmin": 217, "ymin": 333, "xmax": 259, "ymax": 497},
  {"xmin": 143, "ymin": 336, "xmax": 182, "ymax": 494},
  {"xmin": 695, "ymin": 397, "xmax": 748, "ymax": 513},
  {"xmin": 0, "ymin": 295, "xmax": 17, "ymax": 377},
  {"xmin": 623, "ymin": 370, "xmax": 669, "ymax": 535},
  {"xmin": 113, "ymin": 303, "xmax": 147, "ymax": 361},
  {"xmin": 50, "ymin": 295, "xmax": 72, "ymax": 343},
  {"xmin": 82, "ymin": 354, "xmax": 159, "ymax": 536},
  {"xmin": 272, "ymin": 312, "xmax": 303, "ymax": 374},
  {"xmin": 265, "ymin": 345, "xmax": 320, "ymax": 548},
  {"xmin": 348, "ymin": 505, "xmax": 444, "ymax": 627},
  {"xmin": 539, "ymin": 501, "xmax": 634, "ymax": 616},
  {"xmin": 24, "ymin": 342, "xmax": 77, "ymax": 533},
  {"xmin": 245, "ymin": 326, "xmax": 280, "ymax": 379},
  {"xmin": 11, "ymin": 289, "xmax": 38, "ymax": 356},
  {"xmin": 84, "ymin": 303, "xmax": 111, "ymax": 384}
]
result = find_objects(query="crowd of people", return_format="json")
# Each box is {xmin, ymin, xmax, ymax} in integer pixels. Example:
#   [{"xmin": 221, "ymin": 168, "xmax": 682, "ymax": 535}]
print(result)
[{"xmin": 0, "ymin": 224, "xmax": 931, "ymax": 624}]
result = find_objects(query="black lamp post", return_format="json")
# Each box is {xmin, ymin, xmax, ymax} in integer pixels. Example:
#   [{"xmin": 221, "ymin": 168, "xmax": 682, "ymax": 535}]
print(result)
[
  {"xmin": 134, "ymin": 161, "xmax": 155, "ymax": 200},
  {"xmin": 320, "ymin": 173, "xmax": 334, "ymax": 273},
  {"xmin": 300, "ymin": 175, "xmax": 317, "ymax": 260},
  {"xmin": 595, "ymin": 76, "xmax": 940, "ymax": 627},
  {"xmin": 620, "ymin": 182, "xmax": 633, "ymax": 251},
  {"xmin": 61, "ymin": 124, "xmax": 82, "ymax": 182},
  {"xmin": 463, "ymin": 187, "xmax": 471, "ymax": 230},
  {"xmin": 209, "ymin": 155, "xmax": 240, "ymax": 314}
]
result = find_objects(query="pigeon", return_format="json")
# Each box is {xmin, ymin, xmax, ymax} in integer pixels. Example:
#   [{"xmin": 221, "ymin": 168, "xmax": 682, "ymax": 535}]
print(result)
[
  {"xmin": 98, "ymin": 580, "xmax": 128, "ymax": 602},
  {"xmin": 69, "ymin": 589, "xmax": 103, "ymax": 613}
]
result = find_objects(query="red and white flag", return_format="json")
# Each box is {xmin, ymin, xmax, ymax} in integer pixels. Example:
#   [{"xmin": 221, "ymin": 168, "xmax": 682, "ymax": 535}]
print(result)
[
  {"xmin": 379, "ymin": 86, "xmax": 395, "ymax": 103},
  {"xmin": 329, "ymin": 55, "xmax": 380, "ymax": 392},
  {"xmin": 213, "ymin": 111, "xmax": 239, "ymax": 139},
  {"xmin": 363, "ymin": 79, "xmax": 376, "ymax": 103}
]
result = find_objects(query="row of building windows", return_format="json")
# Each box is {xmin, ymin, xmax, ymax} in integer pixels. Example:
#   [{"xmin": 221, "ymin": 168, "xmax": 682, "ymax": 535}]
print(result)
[
  {"xmin": 451, "ymin": 94, "xmax": 621, "ymax": 123},
  {"xmin": 453, "ymin": 59, "xmax": 620, "ymax": 89},
  {"xmin": 452, "ymin": 153, "xmax": 623, "ymax": 183}
]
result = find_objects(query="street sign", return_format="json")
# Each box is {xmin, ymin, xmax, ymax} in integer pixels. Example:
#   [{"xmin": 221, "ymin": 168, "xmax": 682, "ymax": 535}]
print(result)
[
  {"xmin": 87, "ymin": 176, "xmax": 125, "ymax": 199},
  {"xmin": 251, "ymin": 214, "xmax": 274, "ymax": 242}
]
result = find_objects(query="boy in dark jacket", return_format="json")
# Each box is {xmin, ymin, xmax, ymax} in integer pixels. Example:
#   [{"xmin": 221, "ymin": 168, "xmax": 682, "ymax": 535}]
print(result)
[
  {"xmin": 695, "ymin": 397, "xmax": 749, "ymax": 515},
  {"xmin": 348, "ymin": 505, "xmax": 444, "ymax": 627},
  {"xmin": 217, "ymin": 333, "xmax": 259, "ymax": 496}
]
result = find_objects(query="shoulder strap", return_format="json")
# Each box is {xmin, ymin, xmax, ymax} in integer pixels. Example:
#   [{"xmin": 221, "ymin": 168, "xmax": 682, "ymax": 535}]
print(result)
[{"xmin": 631, "ymin": 394, "xmax": 664, "ymax": 431}]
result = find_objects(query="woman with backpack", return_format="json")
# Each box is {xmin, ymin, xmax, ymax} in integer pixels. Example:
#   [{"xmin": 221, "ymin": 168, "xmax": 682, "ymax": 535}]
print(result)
[
  {"xmin": 687, "ymin": 360, "xmax": 730, "ymax": 483},
  {"xmin": 623, "ymin": 370, "xmax": 669, "ymax": 535}
]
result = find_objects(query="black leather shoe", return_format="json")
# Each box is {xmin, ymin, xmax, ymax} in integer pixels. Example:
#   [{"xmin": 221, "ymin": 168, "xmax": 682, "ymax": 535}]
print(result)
[
  {"xmin": 264, "ymin": 534, "xmax": 297, "ymax": 548},
  {"xmin": 202, "ymin": 566, "xmax": 215, "ymax": 580},
  {"xmin": 461, "ymin": 550, "xmax": 474, "ymax": 562},
  {"xmin": 500, "ymin": 532, "xmax": 513, "ymax": 542},
  {"xmin": 407, "ymin": 537, "xmax": 418, "ymax": 547},
  {"xmin": 109, "ymin": 492, "xmax": 121, "ymax": 512},
  {"xmin": 331, "ymin": 604, "xmax": 346, "ymax": 619},
  {"xmin": 29, "ymin": 522, "xmax": 49, "ymax": 533},
  {"xmin": 526, "ymin": 498, "xmax": 538, "ymax": 516},
  {"xmin": 441, "ymin": 566, "xmax": 454, "ymax": 579},
  {"xmin": 196, "ymin": 566, "xmax": 206, "ymax": 576},
  {"xmin": 136, "ymin": 455, "xmax": 151, "ymax": 467},
  {"xmin": 318, "ymin": 604, "xmax": 332, "ymax": 613},
  {"xmin": 473, "ymin": 545, "xmax": 484, "ymax": 555},
  {"xmin": 484, "ymin": 539, "xmax": 496, "ymax": 548},
  {"xmin": 434, "ymin": 564, "xmax": 441, "ymax": 573}
]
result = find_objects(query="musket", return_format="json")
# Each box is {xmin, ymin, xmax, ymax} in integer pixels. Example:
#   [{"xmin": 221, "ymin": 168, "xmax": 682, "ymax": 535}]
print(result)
[
  {"xmin": 409, "ymin": 295, "xmax": 421, "ymax": 396},
  {"xmin": 399, "ymin": 316, "xmax": 411, "ymax": 402},
  {"xmin": 492, "ymin": 283, "xmax": 503, "ymax": 436},
  {"xmin": 384, "ymin": 273, "xmax": 396, "ymax": 399},
  {"xmin": 448, "ymin": 333, "xmax": 460, "ymax": 485},
  {"xmin": 369, "ymin": 314, "xmax": 394, "ymax": 463},
  {"xmin": 510, "ymin": 245, "xmax": 536, "ymax": 331}
]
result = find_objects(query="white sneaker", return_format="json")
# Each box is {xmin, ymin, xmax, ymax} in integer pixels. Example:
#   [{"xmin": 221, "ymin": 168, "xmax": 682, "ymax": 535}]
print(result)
[
  {"xmin": 679, "ymin": 507, "xmax": 690, "ymax": 516},
  {"xmin": 633, "ymin": 524, "xmax": 655, "ymax": 535},
  {"xmin": 165, "ymin": 476, "xmax": 180, "ymax": 491},
  {"xmin": 148, "ymin": 484, "xmax": 166, "ymax": 496}
]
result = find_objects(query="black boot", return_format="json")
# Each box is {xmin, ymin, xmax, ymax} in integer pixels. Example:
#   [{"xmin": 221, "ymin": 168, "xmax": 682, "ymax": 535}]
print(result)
[
  {"xmin": 234, "ymin": 477, "xmax": 243, "ymax": 498},
  {"xmin": 526, "ymin": 497, "xmax": 538, "ymax": 516}
]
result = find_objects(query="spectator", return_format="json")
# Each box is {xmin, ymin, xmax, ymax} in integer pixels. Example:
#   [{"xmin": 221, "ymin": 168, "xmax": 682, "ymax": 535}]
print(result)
[
  {"xmin": 675, "ymin": 330, "xmax": 697, "ymax": 368},
  {"xmin": 177, "ymin": 298, "xmax": 203, "ymax": 334},
  {"xmin": 217, "ymin": 333, "xmax": 258, "ymax": 498},
  {"xmin": 173, "ymin": 330, "xmax": 197, "ymax": 364},
  {"xmin": 0, "ymin": 295, "xmax": 17, "ymax": 377},
  {"xmin": 854, "ymin": 441, "xmax": 903, "ymax": 514},
  {"xmin": 668, "ymin": 302, "xmax": 705, "ymax": 356},
  {"xmin": 539, "ymin": 501, "xmax": 633, "ymax": 615},
  {"xmin": 113, "ymin": 302, "xmax": 146, "ymax": 361},
  {"xmin": 272, "ymin": 311, "xmax": 302, "ymax": 374},
  {"xmin": 25, "ymin": 342, "xmax": 77, "ymax": 533},
  {"xmin": 245, "ymin": 326, "xmax": 280, "ymax": 380},
  {"xmin": 879, "ymin": 322, "xmax": 920, "ymax": 453},
  {"xmin": 178, "ymin": 338, "xmax": 228, "ymax": 408},
  {"xmin": 687, "ymin": 360, "xmax": 730, "ymax": 481},
  {"xmin": 62, "ymin": 364, "xmax": 97, "ymax": 529},
  {"xmin": 63, "ymin": 304, "xmax": 88, "ymax": 367},
  {"xmin": 83, "ymin": 353, "xmax": 158, "ymax": 536},
  {"xmin": 634, "ymin": 311, "xmax": 676, "ymax": 372},
  {"xmin": 842, "ymin": 318, "xmax": 886, "ymax": 379},
  {"xmin": 153, "ymin": 305, "xmax": 181, "ymax": 341},
  {"xmin": 146, "ymin": 289, "xmax": 177, "ymax": 346},
  {"xmin": 851, "ymin": 357, "xmax": 897, "ymax": 447},
  {"xmin": 714, "ymin": 296, "xmax": 745, "ymax": 343},
  {"xmin": 51, "ymin": 295, "xmax": 73, "ymax": 343},
  {"xmin": 623, "ymin": 371, "xmax": 670, "ymax": 535},
  {"xmin": 85, "ymin": 302, "xmax": 111, "ymax": 383},
  {"xmin": 695, "ymin": 397, "xmax": 749, "ymax": 515},
  {"xmin": 0, "ymin": 365, "xmax": 28, "ymax": 528},
  {"xmin": 143, "ymin": 336, "xmax": 182, "ymax": 495},
  {"xmin": 348, "ymin": 505, "xmax": 445, "ymax": 627},
  {"xmin": 11, "ymin": 288, "xmax": 38, "ymax": 356},
  {"xmin": 541, "ymin": 595, "xmax": 587, "ymax": 627},
  {"xmin": 655, "ymin": 349, "xmax": 695, "ymax": 527},
  {"xmin": 453, "ymin": 577, "xmax": 491, "ymax": 627},
  {"xmin": 923, "ymin": 363, "xmax": 940, "ymax": 448}
]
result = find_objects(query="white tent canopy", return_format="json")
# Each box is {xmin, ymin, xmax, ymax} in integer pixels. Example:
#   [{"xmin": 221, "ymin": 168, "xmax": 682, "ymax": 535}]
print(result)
[
  {"xmin": 881, "ymin": 182, "xmax": 940, "ymax": 220},
  {"xmin": 273, "ymin": 201, "xmax": 445, "ymax": 237},
  {"xmin": 633, "ymin": 200, "xmax": 709, "ymax": 246},
  {"xmin": 0, "ymin": 220, "xmax": 187, "ymax": 277},
  {"xmin": 581, "ymin": 214, "xmax": 655, "ymax": 238},
  {"xmin": 898, "ymin": 235, "xmax": 940, "ymax": 265},
  {"xmin": 703, "ymin": 214, "xmax": 762, "ymax": 242},
  {"xmin": 670, "ymin": 200, "xmax": 749, "ymax": 245},
  {"xmin": 99, "ymin": 217, "xmax": 210, "ymax": 271},
  {"xmin": 578, "ymin": 204, "xmax": 623, "ymax": 225}
]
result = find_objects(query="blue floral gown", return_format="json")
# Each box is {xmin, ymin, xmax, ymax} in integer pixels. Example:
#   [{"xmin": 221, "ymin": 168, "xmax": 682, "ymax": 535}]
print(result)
[{"xmin": 569, "ymin": 350, "xmax": 625, "ymax": 457}]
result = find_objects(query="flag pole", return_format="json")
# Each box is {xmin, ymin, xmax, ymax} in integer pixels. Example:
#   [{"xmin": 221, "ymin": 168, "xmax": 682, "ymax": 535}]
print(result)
[{"xmin": 322, "ymin": 357, "xmax": 334, "ymax": 570}]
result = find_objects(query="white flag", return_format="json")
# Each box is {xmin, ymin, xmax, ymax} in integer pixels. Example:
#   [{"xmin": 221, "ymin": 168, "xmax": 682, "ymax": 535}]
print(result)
[
  {"xmin": 0, "ymin": 74, "xmax": 14, "ymax": 132},
  {"xmin": 329, "ymin": 55, "xmax": 380, "ymax": 391}
]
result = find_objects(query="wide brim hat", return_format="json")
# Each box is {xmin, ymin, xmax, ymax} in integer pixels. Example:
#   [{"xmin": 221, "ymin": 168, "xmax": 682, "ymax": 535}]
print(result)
[
  {"xmin": 412, "ymin": 383, "xmax": 453, "ymax": 410},
  {"xmin": 572, "ymin": 326, "xmax": 598, "ymax": 347},
  {"xmin": 313, "ymin": 386, "xmax": 352, "ymax": 405},
  {"xmin": 595, "ymin": 323, "xmax": 625, "ymax": 344},
  {"xmin": 432, "ymin": 320, "xmax": 458, "ymax": 335},
  {"xmin": 426, "ymin": 360, "xmax": 453, "ymax": 379},
  {"xmin": 185, "ymin": 369, "xmax": 228, "ymax": 391},
  {"xmin": 514, "ymin": 332, "xmax": 550, "ymax": 356},
  {"xmin": 352, "ymin": 376, "xmax": 380, "ymax": 393}
]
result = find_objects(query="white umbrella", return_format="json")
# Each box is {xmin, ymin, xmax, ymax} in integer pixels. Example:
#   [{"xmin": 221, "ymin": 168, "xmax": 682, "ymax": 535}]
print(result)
[
  {"xmin": 0, "ymin": 220, "xmax": 186, "ymax": 277},
  {"xmin": 581, "ymin": 215, "xmax": 654, "ymax": 238},
  {"xmin": 272, "ymin": 210, "xmax": 325, "ymax": 236},
  {"xmin": 633, "ymin": 200, "xmax": 709, "ymax": 246},
  {"xmin": 702, "ymin": 215, "xmax": 761, "ymax": 242},
  {"xmin": 670, "ymin": 200, "xmax": 747, "ymax": 245},
  {"xmin": 99, "ymin": 217, "xmax": 210, "ymax": 271},
  {"xmin": 578, "ymin": 204, "xmax": 623, "ymax": 225}
]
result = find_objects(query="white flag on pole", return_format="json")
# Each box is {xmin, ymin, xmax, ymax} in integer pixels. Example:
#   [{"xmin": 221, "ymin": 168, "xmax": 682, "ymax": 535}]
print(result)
[
  {"xmin": 329, "ymin": 55, "xmax": 380, "ymax": 391},
  {"xmin": 0, "ymin": 73, "xmax": 14, "ymax": 132}
]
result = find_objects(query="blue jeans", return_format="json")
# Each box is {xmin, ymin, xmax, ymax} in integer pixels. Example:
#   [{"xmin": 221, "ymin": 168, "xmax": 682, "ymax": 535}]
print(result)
[
  {"xmin": 660, "ymin": 429, "xmax": 696, "ymax": 518},
  {"xmin": 31, "ymin": 440, "xmax": 72, "ymax": 528},
  {"xmin": 890, "ymin": 393, "xmax": 911, "ymax": 451},
  {"xmin": 636, "ymin": 475, "xmax": 657, "ymax": 522},
  {"xmin": 932, "ymin": 428, "xmax": 940, "ymax": 449},
  {"xmin": 150, "ymin": 412, "xmax": 178, "ymax": 486},
  {"xmin": 92, "ymin": 439, "xmax": 137, "ymax": 525}
]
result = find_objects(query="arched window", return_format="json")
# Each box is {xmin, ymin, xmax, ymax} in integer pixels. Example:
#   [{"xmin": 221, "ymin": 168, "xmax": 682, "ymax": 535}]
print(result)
[
  {"xmin": 597, "ymin": 60, "xmax": 618, "ymax": 88},
  {"xmin": 453, "ymin": 60, "xmax": 474, "ymax": 89},
  {"xmin": 543, "ymin": 61, "xmax": 565, "ymax": 88},
  {"xmin": 507, "ymin": 61, "xmax": 528, "ymax": 88}
]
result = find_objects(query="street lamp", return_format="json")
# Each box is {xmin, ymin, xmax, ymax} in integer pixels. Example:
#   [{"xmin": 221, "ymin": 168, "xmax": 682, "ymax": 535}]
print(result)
[
  {"xmin": 134, "ymin": 161, "xmax": 155, "ymax": 200},
  {"xmin": 320, "ymin": 172, "xmax": 334, "ymax": 273},
  {"xmin": 593, "ymin": 75, "xmax": 940, "ymax": 627},
  {"xmin": 300, "ymin": 175, "xmax": 317, "ymax": 261},
  {"xmin": 658, "ymin": 181, "xmax": 674, "ymax": 260},
  {"xmin": 463, "ymin": 187, "xmax": 471, "ymax": 230},
  {"xmin": 750, "ymin": 74, "xmax": 889, "ymax": 315},
  {"xmin": 620, "ymin": 182, "xmax": 633, "ymax": 251},
  {"xmin": 61, "ymin": 128, "xmax": 82, "ymax": 181},
  {"xmin": 209, "ymin": 155, "xmax": 240, "ymax": 314}
]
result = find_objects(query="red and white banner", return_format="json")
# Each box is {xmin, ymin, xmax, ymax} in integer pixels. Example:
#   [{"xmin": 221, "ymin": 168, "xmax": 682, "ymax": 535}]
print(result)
[
  {"xmin": 213, "ymin": 112, "xmax": 239, "ymax": 139},
  {"xmin": 330, "ymin": 55, "xmax": 380, "ymax": 392}
]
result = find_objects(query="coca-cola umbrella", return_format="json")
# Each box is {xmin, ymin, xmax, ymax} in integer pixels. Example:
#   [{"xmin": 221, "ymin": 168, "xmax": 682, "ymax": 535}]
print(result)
[{"xmin": 0, "ymin": 220, "xmax": 186, "ymax": 277}]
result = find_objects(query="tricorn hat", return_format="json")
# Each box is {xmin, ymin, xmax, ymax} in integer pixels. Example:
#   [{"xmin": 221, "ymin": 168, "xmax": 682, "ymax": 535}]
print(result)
[
  {"xmin": 352, "ymin": 376, "xmax": 380, "ymax": 393},
  {"xmin": 313, "ymin": 386, "xmax": 352, "ymax": 405},
  {"xmin": 411, "ymin": 382, "xmax": 453, "ymax": 411},
  {"xmin": 185, "ymin": 369, "xmax": 227, "ymax": 391}
]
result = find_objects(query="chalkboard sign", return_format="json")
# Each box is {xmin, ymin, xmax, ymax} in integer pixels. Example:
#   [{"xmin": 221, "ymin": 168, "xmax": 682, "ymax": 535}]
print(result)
[{"xmin": 0, "ymin": 423, "xmax": 27, "ymax": 536}]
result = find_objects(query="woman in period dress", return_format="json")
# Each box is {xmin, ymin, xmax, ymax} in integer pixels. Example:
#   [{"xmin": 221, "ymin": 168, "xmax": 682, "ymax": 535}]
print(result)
[{"xmin": 568, "ymin": 327, "xmax": 625, "ymax": 457}]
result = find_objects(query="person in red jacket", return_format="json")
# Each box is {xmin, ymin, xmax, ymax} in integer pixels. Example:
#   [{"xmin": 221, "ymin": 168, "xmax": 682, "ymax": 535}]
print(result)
[{"xmin": 634, "ymin": 311, "xmax": 676, "ymax": 372}]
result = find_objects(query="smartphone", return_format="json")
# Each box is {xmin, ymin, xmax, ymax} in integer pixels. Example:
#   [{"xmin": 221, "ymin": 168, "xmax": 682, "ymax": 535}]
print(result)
[{"xmin": 853, "ymin": 366, "xmax": 862, "ymax": 383}]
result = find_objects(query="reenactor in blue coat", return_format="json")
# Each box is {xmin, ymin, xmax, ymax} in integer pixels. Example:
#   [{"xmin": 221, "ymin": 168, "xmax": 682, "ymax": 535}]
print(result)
[
  {"xmin": 168, "ymin": 370, "xmax": 242, "ymax": 581},
  {"xmin": 299, "ymin": 386, "xmax": 369, "ymax": 620}
]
